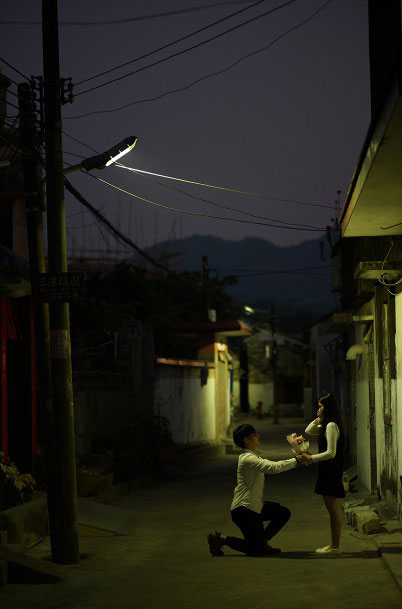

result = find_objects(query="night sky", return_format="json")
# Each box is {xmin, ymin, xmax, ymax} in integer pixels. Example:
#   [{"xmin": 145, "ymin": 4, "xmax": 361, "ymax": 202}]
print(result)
[{"xmin": 2, "ymin": 0, "xmax": 370, "ymax": 253}]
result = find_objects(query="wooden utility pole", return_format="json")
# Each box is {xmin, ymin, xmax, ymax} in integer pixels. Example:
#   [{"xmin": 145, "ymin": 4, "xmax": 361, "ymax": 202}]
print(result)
[
  {"xmin": 202, "ymin": 255, "xmax": 210, "ymax": 319},
  {"xmin": 270, "ymin": 304, "xmax": 280, "ymax": 424},
  {"xmin": 18, "ymin": 82, "xmax": 57, "ymax": 546},
  {"xmin": 42, "ymin": 0, "xmax": 79, "ymax": 564}
]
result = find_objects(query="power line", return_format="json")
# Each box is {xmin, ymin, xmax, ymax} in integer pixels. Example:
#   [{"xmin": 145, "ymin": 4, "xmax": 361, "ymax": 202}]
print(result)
[
  {"xmin": 75, "ymin": 0, "xmax": 269, "ymax": 85},
  {"xmin": 4, "ymin": 100, "xmax": 20, "ymax": 112},
  {"xmin": 381, "ymin": 219, "xmax": 402, "ymax": 230},
  {"xmin": 75, "ymin": 0, "xmax": 303, "ymax": 95},
  {"xmin": 4, "ymin": 86, "xmax": 35, "ymax": 103},
  {"xmin": 0, "ymin": 113, "xmax": 19, "ymax": 121},
  {"xmin": 0, "ymin": 1, "xmax": 256, "ymax": 26},
  {"xmin": 0, "ymin": 57, "xmax": 30, "ymax": 81},
  {"xmin": 63, "ymin": 150, "xmax": 86, "ymax": 159},
  {"xmin": 132, "ymin": 168, "xmax": 323, "ymax": 228},
  {"xmin": 58, "ymin": 129, "xmax": 332, "ymax": 211},
  {"xmin": 0, "ymin": 131, "xmax": 35, "ymax": 157},
  {"xmin": 4, "ymin": 87, "xmax": 19, "ymax": 99},
  {"xmin": 232, "ymin": 265, "xmax": 331, "ymax": 277},
  {"xmin": 115, "ymin": 163, "xmax": 336, "ymax": 210},
  {"xmin": 217, "ymin": 264, "xmax": 331, "ymax": 272},
  {"xmin": 64, "ymin": 0, "xmax": 334, "ymax": 118},
  {"xmin": 63, "ymin": 176, "xmax": 170, "ymax": 272},
  {"xmin": 74, "ymin": 0, "xmax": 292, "ymax": 90},
  {"xmin": 61, "ymin": 129, "xmax": 99, "ymax": 153},
  {"xmin": 87, "ymin": 171, "xmax": 326, "ymax": 232}
]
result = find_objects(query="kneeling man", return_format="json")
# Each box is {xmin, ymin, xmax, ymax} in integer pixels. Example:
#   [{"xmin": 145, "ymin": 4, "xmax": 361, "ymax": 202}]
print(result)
[{"xmin": 208, "ymin": 424, "xmax": 309, "ymax": 556}]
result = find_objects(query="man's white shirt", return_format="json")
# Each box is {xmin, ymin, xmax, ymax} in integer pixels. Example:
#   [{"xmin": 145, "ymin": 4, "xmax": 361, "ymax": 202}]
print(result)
[{"xmin": 231, "ymin": 449, "xmax": 297, "ymax": 513}]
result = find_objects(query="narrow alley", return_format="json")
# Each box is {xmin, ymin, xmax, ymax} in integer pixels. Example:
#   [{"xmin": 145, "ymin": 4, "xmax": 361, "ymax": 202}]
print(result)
[{"xmin": 1, "ymin": 419, "xmax": 401, "ymax": 609}]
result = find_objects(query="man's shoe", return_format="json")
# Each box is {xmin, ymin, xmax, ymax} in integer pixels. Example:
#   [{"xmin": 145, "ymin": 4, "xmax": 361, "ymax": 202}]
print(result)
[
  {"xmin": 315, "ymin": 545, "xmax": 341, "ymax": 555},
  {"xmin": 263, "ymin": 544, "xmax": 281, "ymax": 554},
  {"xmin": 207, "ymin": 532, "xmax": 224, "ymax": 556}
]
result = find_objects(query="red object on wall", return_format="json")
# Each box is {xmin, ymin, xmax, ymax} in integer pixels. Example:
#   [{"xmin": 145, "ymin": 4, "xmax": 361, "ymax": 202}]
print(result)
[
  {"xmin": 30, "ymin": 307, "xmax": 37, "ymax": 457},
  {"xmin": 1, "ymin": 298, "xmax": 8, "ymax": 462}
]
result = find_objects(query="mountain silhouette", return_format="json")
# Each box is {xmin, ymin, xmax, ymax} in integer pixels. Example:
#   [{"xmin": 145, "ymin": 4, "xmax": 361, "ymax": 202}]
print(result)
[{"xmin": 146, "ymin": 234, "xmax": 336, "ymax": 331}]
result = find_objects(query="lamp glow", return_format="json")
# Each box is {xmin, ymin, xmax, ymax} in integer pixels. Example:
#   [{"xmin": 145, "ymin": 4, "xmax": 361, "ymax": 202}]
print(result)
[
  {"xmin": 105, "ymin": 139, "xmax": 137, "ymax": 167},
  {"xmin": 72, "ymin": 136, "xmax": 137, "ymax": 173},
  {"xmin": 244, "ymin": 305, "xmax": 255, "ymax": 315}
]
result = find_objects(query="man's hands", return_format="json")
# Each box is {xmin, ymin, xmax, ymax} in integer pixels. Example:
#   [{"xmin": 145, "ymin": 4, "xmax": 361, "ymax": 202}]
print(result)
[{"xmin": 296, "ymin": 452, "xmax": 313, "ymax": 465}]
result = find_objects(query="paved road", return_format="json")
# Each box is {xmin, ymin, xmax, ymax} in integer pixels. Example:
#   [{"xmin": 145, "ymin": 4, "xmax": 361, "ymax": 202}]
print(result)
[{"xmin": 1, "ymin": 418, "xmax": 401, "ymax": 609}]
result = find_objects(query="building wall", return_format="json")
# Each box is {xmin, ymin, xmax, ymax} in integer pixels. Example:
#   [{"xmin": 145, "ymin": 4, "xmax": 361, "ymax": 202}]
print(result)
[
  {"xmin": 309, "ymin": 324, "xmax": 340, "ymax": 400},
  {"xmin": 394, "ymin": 291, "xmax": 402, "ymax": 517},
  {"xmin": 73, "ymin": 371, "xmax": 134, "ymax": 461},
  {"xmin": 74, "ymin": 361, "xmax": 220, "ymax": 458},
  {"xmin": 354, "ymin": 303, "xmax": 372, "ymax": 492},
  {"xmin": 248, "ymin": 382, "xmax": 273, "ymax": 415},
  {"xmin": 245, "ymin": 329, "xmax": 303, "ymax": 415},
  {"xmin": 155, "ymin": 363, "xmax": 216, "ymax": 445}
]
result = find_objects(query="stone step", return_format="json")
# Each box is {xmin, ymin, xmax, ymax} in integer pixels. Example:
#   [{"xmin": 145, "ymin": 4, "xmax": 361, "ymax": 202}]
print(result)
[{"xmin": 0, "ymin": 545, "xmax": 68, "ymax": 584}]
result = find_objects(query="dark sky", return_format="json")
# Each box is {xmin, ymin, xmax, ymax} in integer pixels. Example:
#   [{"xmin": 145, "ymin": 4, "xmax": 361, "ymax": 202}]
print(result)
[{"xmin": 2, "ymin": 0, "xmax": 370, "ymax": 253}]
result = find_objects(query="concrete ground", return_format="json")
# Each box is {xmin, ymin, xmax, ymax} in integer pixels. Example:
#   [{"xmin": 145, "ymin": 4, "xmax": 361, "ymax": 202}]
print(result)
[{"xmin": 1, "ymin": 417, "xmax": 402, "ymax": 609}]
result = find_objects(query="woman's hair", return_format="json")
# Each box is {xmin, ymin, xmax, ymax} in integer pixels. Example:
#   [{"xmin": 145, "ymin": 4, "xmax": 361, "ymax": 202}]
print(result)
[{"xmin": 318, "ymin": 392, "xmax": 344, "ymax": 436}]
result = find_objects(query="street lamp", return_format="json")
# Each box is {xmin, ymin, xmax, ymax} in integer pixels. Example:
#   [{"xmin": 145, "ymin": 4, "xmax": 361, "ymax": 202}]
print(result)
[
  {"xmin": 63, "ymin": 136, "xmax": 137, "ymax": 174},
  {"xmin": 243, "ymin": 305, "xmax": 255, "ymax": 315}
]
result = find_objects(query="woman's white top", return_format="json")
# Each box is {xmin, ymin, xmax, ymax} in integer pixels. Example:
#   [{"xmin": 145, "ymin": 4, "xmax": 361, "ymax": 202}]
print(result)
[
  {"xmin": 305, "ymin": 419, "xmax": 340, "ymax": 463},
  {"xmin": 231, "ymin": 449, "xmax": 297, "ymax": 513}
]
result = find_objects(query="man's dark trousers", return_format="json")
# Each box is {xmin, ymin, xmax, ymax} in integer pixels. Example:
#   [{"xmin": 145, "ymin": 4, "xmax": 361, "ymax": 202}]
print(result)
[{"xmin": 226, "ymin": 501, "xmax": 291, "ymax": 555}]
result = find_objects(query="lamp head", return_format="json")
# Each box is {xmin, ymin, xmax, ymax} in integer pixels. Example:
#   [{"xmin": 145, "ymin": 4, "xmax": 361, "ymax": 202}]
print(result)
[{"xmin": 80, "ymin": 136, "xmax": 137, "ymax": 172}]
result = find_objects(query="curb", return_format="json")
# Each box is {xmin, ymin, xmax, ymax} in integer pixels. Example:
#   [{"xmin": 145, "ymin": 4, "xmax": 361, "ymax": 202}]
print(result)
[
  {"xmin": 343, "ymin": 490, "xmax": 402, "ymax": 594},
  {"xmin": 374, "ymin": 534, "xmax": 402, "ymax": 594}
]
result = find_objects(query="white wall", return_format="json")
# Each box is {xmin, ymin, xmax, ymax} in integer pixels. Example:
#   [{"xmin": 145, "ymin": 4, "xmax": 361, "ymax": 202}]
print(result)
[
  {"xmin": 248, "ymin": 382, "xmax": 273, "ymax": 415},
  {"xmin": 156, "ymin": 363, "xmax": 216, "ymax": 445},
  {"xmin": 354, "ymin": 316, "xmax": 371, "ymax": 491},
  {"xmin": 395, "ymin": 291, "xmax": 402, "ymax": 517}
]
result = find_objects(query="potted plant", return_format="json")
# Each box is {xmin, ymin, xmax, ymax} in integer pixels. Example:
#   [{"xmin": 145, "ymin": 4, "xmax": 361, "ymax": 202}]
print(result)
[{"xmin": 0, "ymin": 455, "xmax": 35, "ymax": 512}]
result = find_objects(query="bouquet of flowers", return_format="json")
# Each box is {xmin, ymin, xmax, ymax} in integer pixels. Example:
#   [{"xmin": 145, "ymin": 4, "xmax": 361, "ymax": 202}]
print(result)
[{"xmin": 286, "ymin": 433, "xmax": 310, "ymax": 455}]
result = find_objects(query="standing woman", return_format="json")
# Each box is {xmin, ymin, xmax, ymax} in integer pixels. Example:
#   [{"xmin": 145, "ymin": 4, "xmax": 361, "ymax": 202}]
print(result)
[{"xmin": 305, "ymin": 392, "xmax": 345, "ymax": 555}]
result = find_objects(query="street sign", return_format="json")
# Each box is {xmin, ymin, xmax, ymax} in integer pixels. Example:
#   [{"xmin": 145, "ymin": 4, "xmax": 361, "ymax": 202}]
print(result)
[{"xmin": 34, "ymin": 272, "xmax": 85, "ymax": 303}]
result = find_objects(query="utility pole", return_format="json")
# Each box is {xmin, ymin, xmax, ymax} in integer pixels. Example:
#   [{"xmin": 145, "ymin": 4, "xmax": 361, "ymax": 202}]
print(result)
[
  {"xmin": 201, "ymin": 255, "xmax": 217, "ymax": 322},
  {"xmin": 42, "ymin": 0, "xmax": 79, "ymax": 564},
  {"xmin": 202, "ymin": 255, "xmax": 210, "ymax": 320},
  {"xmin": 18, "ymin": 82, "xmax": 57, "ymax": 547},
  {"xmin": 270, "ymin": 304, "xmax": 280, "ymax": 424}
]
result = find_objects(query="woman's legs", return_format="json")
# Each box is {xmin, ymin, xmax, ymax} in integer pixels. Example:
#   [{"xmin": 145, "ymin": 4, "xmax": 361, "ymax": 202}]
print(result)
[{"xmin": 322, "ymin": 495, "xmax": 342, "ymax": 548}]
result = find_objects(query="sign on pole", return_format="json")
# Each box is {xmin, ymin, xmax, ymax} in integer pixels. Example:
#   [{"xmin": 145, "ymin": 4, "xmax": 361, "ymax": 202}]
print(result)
[{"xmin": 34, "ymin": 272, "xmax": 84, "ymax": 303}]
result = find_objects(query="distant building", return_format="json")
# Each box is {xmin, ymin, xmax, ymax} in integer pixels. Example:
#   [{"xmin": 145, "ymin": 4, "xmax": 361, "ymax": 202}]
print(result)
[
  {"xmin": 231, "ymin": 329, "xmax": 304, "ymax": 417},
  {"xmin": 0, "ymin": 72, "xmax": 37, "ymax": 473}
]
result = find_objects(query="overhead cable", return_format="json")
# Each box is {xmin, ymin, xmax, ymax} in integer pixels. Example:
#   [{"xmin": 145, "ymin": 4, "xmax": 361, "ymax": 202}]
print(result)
[
  {"xmin": 4, "ymin": 100, "xmax": 20, "ymax": 112},
  {"xmin": 233, "ymin": 265, "xmax": 331, "ymax": 277},
  {"xmin": 63, "ymin": 177, "xmax": 170, "ymax": 272},
  {"xmin": 75, "ymin": 0, "xmax": 299, "ymax": 92},
  {"xmin": 115, "ymin": 163, "xmax": 336, "ymax": 210},
  {"xmin": 381, "ymin": 219, "xmax": 402, "ymax": 230},
  {"xmin": 132, "ymin": 167, "xmax": 323, "ymax": 228},
  {"xmin": 0, "ymin": 57, "xmax": 30, "ymax": 81},
  {"xmin": 64, "ymin": 0, "xmax": 334, "ymax": 118},
  {"xmin": 61, "ymin": 129, "xmax": 99, "ymax": 153},
  {"xmin": 0, "ymin": 2, "xmax": 258, "ymax": 26},
  {"xmin": 87, "ymin": 172, "xmax": 326, "ymax": 232}
]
